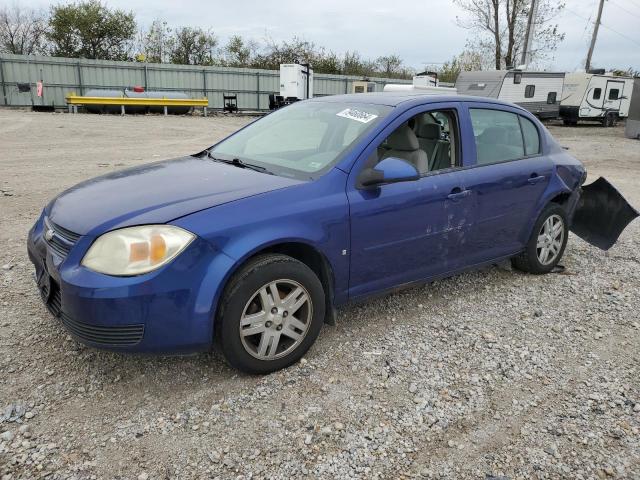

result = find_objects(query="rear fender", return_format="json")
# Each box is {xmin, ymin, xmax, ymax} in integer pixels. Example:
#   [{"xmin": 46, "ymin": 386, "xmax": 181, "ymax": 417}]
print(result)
[{"xmin": 571, "ymin": 177, "xmax": 639, "ymax": 250}]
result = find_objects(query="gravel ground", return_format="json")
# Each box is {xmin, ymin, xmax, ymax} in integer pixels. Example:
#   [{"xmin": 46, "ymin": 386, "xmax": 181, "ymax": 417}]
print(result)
[{"xmin": 1, "ymin": 110, "xmax": 639, "ymax": 480}]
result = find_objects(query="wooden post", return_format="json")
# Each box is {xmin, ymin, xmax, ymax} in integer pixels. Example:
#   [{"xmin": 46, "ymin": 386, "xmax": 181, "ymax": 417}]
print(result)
[{"xmin": 585, "ymin": 0, "xmax": 605, "ymax": 72}]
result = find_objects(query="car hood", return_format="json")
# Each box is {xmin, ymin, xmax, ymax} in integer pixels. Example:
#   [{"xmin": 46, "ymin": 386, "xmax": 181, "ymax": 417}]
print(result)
[{"xmin": 48, "ymin": 155, "xmax": 303, "ymax": 235}]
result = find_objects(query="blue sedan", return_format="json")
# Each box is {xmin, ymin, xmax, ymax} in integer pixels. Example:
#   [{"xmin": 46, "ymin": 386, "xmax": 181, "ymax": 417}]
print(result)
[{"xmin": 28, "ymin": 93, "xmax": 638, "ymax": 373}]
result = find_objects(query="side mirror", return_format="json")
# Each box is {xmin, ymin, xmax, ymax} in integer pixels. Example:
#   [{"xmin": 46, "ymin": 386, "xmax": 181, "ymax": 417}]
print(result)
[{"xmin": 359, "ymin": 157, "xmax": 420, "ymax": 187}]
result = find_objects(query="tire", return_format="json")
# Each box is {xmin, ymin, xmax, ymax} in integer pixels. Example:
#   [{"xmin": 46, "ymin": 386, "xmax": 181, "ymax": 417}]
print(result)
[
  {"xmin": 604, "ymin": 112, "xmax": 616, "ymax": 127},
  {"xmin": 511, "ymin": 204, "xmax": 569, "ymax": 274},
  {"xmin": 216, "ymin": 254, "xmax": 325, "ymax": 374}
]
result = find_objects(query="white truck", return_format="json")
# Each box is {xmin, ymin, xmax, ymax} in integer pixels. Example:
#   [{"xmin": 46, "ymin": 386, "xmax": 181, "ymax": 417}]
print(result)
[
  {"xmin": 560, "ymin": 71, "xmax": 636, "ymax": 127},
  {"xmin": 269, "ymin": 64, "xmax": 313, "ymax": 110}
]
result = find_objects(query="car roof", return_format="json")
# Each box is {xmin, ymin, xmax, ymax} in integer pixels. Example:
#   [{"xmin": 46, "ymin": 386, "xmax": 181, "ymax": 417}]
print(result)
[{"xmin": 308, "ymin": 92, "xmax": 528, "ymax": 111}]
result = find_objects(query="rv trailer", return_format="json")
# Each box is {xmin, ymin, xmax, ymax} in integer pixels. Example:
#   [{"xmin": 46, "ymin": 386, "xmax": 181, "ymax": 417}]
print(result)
[
  {"xmin": 455, "ymin": 70, "xmax": 565, "ymax": 119},
  {"xmin": 625, "ymin": 79, "xmax": 640, "ymax": 139},
  {"xmin": 560, "ymin": 72, "xmax": 636, "ymax": 127}
]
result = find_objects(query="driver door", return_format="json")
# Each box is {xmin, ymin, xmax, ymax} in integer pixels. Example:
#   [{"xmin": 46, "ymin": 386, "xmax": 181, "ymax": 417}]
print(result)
[{"xmin": 347, "ymin": 103, "xmax": 474, "ymax": 299}]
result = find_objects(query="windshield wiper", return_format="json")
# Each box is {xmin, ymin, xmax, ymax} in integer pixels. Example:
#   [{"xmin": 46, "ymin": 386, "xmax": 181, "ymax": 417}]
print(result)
[{"xmin": 207, "ymin": 151, "xmax": 273, "ymax": 175}]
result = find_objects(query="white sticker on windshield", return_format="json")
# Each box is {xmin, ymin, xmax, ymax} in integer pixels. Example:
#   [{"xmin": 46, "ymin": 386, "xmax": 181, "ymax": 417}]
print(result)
[{"xmin": 336, "ymin": 108, "xmax": 378, "ymax": 124}]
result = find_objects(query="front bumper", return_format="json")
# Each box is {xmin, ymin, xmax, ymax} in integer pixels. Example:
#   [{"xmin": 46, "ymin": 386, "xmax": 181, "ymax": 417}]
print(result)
[{"xmin": 27, "ymin": 212, "xmax": 235, "ymax": 353}]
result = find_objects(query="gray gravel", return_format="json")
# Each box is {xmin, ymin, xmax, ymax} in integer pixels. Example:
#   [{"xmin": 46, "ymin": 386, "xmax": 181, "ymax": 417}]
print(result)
[{"xmin": 1, "ymin": 111, "xmax": 639, "ymax": 479}]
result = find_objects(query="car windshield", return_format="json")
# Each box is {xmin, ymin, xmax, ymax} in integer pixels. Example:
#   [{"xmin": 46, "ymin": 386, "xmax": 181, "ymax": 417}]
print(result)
[{"xmin": 210, "ymin": 101, "xmax": 392, "ymax": 180}]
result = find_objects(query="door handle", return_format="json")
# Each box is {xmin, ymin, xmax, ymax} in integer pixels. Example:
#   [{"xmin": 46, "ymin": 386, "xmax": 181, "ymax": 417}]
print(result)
[
  {"xmin": 527, "ymin": 175, "xmax": 546, "ymax": 185},
  {"xmin": 447, "ymin": 188, "xmax": 471, "ymax": 200}
]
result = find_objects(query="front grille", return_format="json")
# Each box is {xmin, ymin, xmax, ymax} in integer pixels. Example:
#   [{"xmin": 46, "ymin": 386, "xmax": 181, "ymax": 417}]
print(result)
[
  {"xmin": 44, "ymin": 217, "xmax": 81, "ymax": 259},
  {"xmin": 60, "ymin": 313, "xmax": 144, "ymax": 346},
  {"xmin": 44, "ymin": 279, "xmax": 144, "ymax": 347},
  {"xmin": 47, "ymin": 285, "xmax": 62, "ymax": 317}
]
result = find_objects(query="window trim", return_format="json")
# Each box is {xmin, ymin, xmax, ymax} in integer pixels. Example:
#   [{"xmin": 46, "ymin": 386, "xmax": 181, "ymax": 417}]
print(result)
[
  {"xmin": 524, "ymin": 84, "xmax": 535, "ymax": 98},
  {"xmin": 353, "ymin": 104, "xmax": 464, "ymax": 189},
  {"xmin": 467, "ymin": 105, "xmax": 544, "ymax": 169}
]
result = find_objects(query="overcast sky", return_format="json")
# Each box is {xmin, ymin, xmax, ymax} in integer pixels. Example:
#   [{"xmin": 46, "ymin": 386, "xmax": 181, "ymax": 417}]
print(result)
[{"xmin": 16, "ymin": 0, "xmax": 640, "ymax": 71}]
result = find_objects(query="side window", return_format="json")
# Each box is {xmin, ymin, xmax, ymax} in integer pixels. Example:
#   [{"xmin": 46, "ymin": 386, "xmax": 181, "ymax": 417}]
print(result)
[
  {"xmin": 469, "ymin": 108, "xmax": 525, "ymax": 165},
  {"xmin": 514, "ymin": 73, "xmax": 522, "ymax": 84},
  {"xmin": 370, "ymin": 109, "xmax": 459, "ymax": 175},
  {"xmin": 547, "ymin": 92, "xmax": 557, "ymax": 104},
  {"xmin": 519, "ymin": 116, "xmax": 540, "ymax": 156},
  {"xmin": 608, "ymin": 89, "xmax": 619, "ymax": 100},
  {"xmin": 593, "ymin": 88, "xmax": 602, "ymax": 100},
  {"xmin": 525, "ymin": 85, "xmax": 535, "ymax": 98}
]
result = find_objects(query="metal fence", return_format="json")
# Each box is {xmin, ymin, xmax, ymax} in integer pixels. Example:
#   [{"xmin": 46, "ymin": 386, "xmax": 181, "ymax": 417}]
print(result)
[{"xmin": 0, "ymin": 53, "xmax": 411, "ymax": 111}]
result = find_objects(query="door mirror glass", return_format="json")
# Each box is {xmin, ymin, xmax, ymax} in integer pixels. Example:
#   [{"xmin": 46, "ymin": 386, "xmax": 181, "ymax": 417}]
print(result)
[{"xmin": 360, "ymin": 157, "xmax": 419, "ymax": 187}]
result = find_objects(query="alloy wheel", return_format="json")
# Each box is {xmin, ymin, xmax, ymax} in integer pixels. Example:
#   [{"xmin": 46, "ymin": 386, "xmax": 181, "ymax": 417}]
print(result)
[
  {"xmin": 239, "ymin": 279, "xmax": 312, "ymax": 360},
  {"xmin": 536, "ymin": 214, "xmax": 565, "ymax": 265}
]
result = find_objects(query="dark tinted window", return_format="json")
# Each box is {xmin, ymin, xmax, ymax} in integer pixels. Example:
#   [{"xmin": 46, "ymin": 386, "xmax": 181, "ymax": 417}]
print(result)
[
  {"xmin": 547, "ymin": 92, "xmax": 557, "ymax": 104},
  {"xmin": 593, "ymin": 88, "xmax": 602, "ymax": 99},
  {"xmin": 514, "ymin": 73, "xmax": 522, "ymax": 84},
  {"xmin": 609, "ymin": 89, "xmax": 619, "ymax": 100},
  {"xmin": 520, "ymin": 116, "xmax": 540, "ymax": 156},
  {"xmin": 470, "ymin": 109, "xmax": 525, "ymax": 165},
  {"xmin": 525, "ymin": 85, "xmax": 535, "ymax": 98}
]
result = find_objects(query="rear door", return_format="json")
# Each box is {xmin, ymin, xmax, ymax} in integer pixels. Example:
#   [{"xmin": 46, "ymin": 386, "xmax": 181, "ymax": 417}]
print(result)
[{"xmin": 455, "ymin": 103, "xmax": 553, "ymax": 264}]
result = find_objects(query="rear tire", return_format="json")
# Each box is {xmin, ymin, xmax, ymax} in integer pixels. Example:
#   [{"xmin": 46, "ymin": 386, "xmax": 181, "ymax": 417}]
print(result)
[
  {"xmin": 603, "ymin": 112, "xmax": 616, "ymax": 127},
  {"xmin": 512, "ymin": 204, "xmax": 569, "ymax": 274},
  {"xmin": 216, "ymin": 254, "xmax": 325, "ymax": 374}
]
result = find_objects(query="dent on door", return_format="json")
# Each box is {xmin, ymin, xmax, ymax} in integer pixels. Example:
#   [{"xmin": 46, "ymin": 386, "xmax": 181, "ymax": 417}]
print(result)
[{"xmin": 570, "ymin": 177, "xmax": 639, "ymax": 250}]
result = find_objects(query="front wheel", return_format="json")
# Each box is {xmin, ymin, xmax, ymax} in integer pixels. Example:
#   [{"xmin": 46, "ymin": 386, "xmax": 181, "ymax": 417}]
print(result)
[
  {"xmin": 512, "ymin": 204, "xmax": 569, "ymax": 274},
  {"xmin": 216, "ymin": 254, "xmax": 325, "ymax": 374}
]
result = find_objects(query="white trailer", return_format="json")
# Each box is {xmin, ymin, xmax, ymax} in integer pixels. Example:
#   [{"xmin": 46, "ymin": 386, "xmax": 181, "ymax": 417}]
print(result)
[
  {"xmin": 279, "ymin": 63, "xmax": 313, "ymax": 100},
  {"xmin": 383, "ymin": 73, "xmax": 457, "ymax": 95},
  {"xmin": 455, "ymin": 70, "xmax": 565, "ymax": 119},
  {"xmin": 560, "ymin": 72, "xmax": 636, "ymax": 126}
]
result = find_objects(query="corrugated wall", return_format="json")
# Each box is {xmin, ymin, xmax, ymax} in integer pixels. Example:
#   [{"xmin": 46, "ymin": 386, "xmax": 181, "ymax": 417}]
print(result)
[{"xmin": 0, "ymin": 54, "xmax": 411, "ymax": 111}]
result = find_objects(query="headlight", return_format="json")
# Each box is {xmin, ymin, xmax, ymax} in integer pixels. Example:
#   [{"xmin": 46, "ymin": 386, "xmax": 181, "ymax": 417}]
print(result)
[{"xmin": 81, "ymin": 225, "xmax": 195, "ymax": 276}]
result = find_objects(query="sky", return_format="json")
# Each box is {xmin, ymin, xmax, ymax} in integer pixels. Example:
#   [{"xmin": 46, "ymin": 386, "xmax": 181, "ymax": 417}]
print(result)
[{"xmin": 14, "ymin": 0, "xmax": 640, "ymax": 71}]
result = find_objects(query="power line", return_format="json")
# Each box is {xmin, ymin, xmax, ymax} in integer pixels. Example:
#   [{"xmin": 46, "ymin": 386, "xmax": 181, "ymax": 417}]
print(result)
[
  {"xmin": 564, "ymin": 6, "xmax": 640, "ymax": 48},
  {"xmin": 609, "ymin": 0, "xmax": 640, "ymax": 19}
]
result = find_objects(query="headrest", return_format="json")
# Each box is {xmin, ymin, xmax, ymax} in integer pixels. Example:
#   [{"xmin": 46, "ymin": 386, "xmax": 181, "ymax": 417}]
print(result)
[
  {"xmin": 418, "ymin": 123, "xmax": 442, "ymax": 140},
  {"xmin": 387, "ymin": 124, "xmax": 419, "ymax": 151}
]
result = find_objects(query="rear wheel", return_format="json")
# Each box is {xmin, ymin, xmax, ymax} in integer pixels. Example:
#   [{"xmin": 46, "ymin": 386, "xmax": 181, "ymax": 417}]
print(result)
[
  {"xmin": 603, "ymin": 112, "xmax": 617, "ymax": 127},
  {"xmin": 512, "ymin": 204, "xmax": 568, "ymax": 274},
  {"xmin": 216, "ymin": 254, "xmax": 325, "ymax": 374}
]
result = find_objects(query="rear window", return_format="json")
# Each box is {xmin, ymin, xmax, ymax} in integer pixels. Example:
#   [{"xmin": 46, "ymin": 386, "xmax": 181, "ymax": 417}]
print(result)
[
  {"xmin": 470, "ymin": 109, "xmax": 525, "ymax": 164},
  {"xmin": 520, "ymin": 116, "xmax": 540, "ymax": 156}
]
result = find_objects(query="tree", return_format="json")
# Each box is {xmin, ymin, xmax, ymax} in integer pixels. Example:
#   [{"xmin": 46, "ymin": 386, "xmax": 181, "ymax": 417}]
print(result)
[
  {"xmin": 454, "ymin": 0, "xmax": 565, "ymax": 69},
  {"xmin": 221, "ymin": 35, "xmax": 258, "ymax": 67},
  {"xmin": 0, "ymin": 4, "xmax": 49, "ymax": 55},
  {"xmin": 48, "ymin": 0, "xmax": 136, "ymax": 60},
  {"xmin": 138, "ymin": 19, "xmax": 173, "ymax": 63},
  {"xmin": 169, "ymin": 27, "xmax": 217, "ymax": 65},
  {"xmin": 430, "ymin": 49, "xmax": 487, "ymax": 83},
  {"xmin": 376, "ymin": 54, "xmax": 404, "ymax": 77}
]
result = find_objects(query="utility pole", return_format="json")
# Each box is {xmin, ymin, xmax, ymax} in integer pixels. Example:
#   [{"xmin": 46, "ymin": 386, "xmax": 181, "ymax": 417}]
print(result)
[
  {"xmin": 521, "ymin": 0, "xmax": 539, "ymax": 67},
  {"xmin": 585, "ymin": 0, "xmax": 605, "ymax": 72}
]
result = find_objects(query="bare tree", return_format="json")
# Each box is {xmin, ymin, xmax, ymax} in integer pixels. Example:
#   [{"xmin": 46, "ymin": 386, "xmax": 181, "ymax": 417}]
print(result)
[
  {"xmin": 0, "ymin": 4, "xmax": 49, "ymax": 55},
  {"xmin": 454, "ymin": 0, "xmax": 564, "ymax": 69}
]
